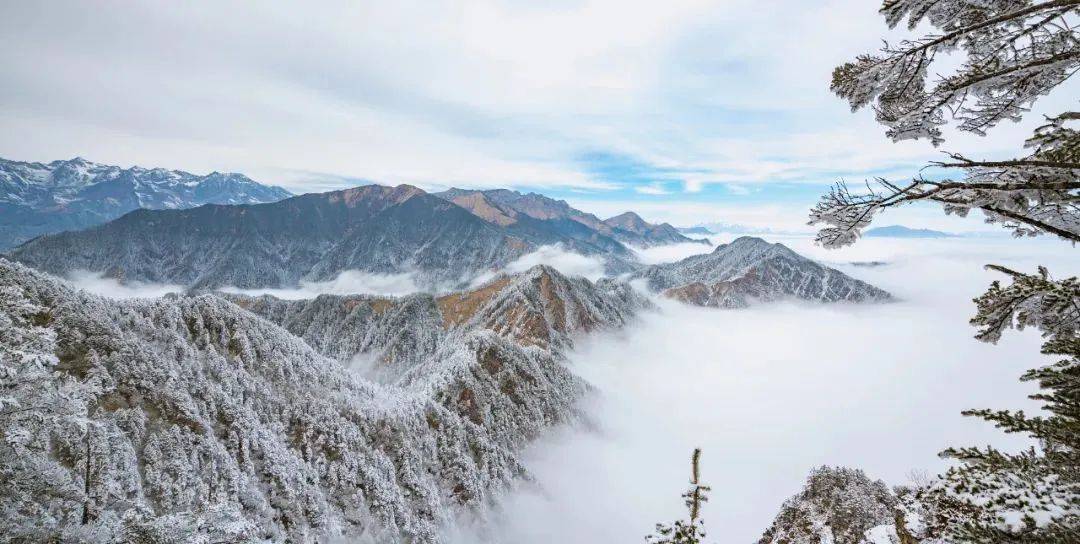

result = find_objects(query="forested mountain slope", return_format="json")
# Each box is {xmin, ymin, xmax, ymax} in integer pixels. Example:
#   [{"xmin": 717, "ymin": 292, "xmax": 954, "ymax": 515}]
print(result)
[{"xmin": 0, "ymin": 259, "xmax": 629, "ymax": 543}]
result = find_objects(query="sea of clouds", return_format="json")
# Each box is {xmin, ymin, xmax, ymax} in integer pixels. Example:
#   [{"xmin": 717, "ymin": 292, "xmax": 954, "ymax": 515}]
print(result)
[
  {"xmin": 61, "ymin": 233, "xmax": 1080, "ymax": 543},
  {"xmin": 450, "ymin": 234, "xmax": 1079, "ymax": 544}
]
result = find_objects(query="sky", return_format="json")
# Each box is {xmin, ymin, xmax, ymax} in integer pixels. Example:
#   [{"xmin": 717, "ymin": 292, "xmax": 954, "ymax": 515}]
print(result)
[{"xmin": 2, "ymin": 0, "xmax": 1076, "ymax": 232}]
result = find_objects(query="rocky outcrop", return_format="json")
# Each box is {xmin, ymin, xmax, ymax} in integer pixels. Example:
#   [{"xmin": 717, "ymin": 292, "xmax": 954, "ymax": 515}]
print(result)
[{"xmin": 758, "ymin": 466, "xmax": 908, "ymax": 544}]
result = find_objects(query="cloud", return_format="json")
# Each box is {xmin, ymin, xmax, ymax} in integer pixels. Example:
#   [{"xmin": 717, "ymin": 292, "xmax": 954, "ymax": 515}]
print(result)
[
  {"xmin": 635, "ymin": 183, "xmax": 670, "ymax": 195},
  {"xmin": 65, "ymin": 270, "xmax": 185, "ymax": 299},
  {"xmin": 630, "ymin": 240, "xmax": 716, "ymax": 265},
  {"xmin": 221, "ymin": 270, "xmax": 423, "ymax": 299},
  {"xmin": 452, "ymin": 234, "xmax": 1079, "ymax": 543},
  {"xmin": 4, "ymin": 1, "xmax": 1073, "ymax": 197},
  {"xmin": 470, "ymin": 244, "xmax": 609, "ymax": 287}
]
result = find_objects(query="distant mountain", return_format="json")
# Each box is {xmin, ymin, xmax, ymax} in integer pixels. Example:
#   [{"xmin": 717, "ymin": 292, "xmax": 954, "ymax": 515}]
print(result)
[
  {"xmin": 435, "ymin": 188, "xmax": 698, "ymax": 248},
  {"xmin": 9, "ymin": 184, "xmax": 637, "ymax": 290},
  {"xmin": 602, "ymin": 211, "xmax": 705, "ymax": 248},
  {"xmin": 863, "ymin": 225, "xmax": 954, "ymax": 238},
  {"xmin": 632, "ymin": 236, "xmax": 891, "ymax": 308},
  {"xmin": 678, "ymin": 226, "xmax": 715, "ymax": 236},
  {"xmin": 1, "ymin": 257, "xmax": 651, "ymax": 542},
  {"xmin": 0, "ymin": 156, "xmax": 291, "ymax": 250}
]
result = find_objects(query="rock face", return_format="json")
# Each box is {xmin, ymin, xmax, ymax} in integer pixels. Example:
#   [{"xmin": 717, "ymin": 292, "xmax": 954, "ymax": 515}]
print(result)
[
  {"xmin": 0, "ymin": 157, "xmax": 291, "ymax": 251},
  {"xmin": 224, "ymin": 265, "xmax": 650, "ymax": 382},
  {"xmin": 634, "ymin": 236, "xmax": 892, "ymax": 308},
  {"xmin": 758, "ymin": 467, "xmax": 905, "ymax": 544},
  {"xmin": 0, "ymin": 259, "xmax": 647, "ymax": 543},
  {"xmin": 602, "ymin": 211, "xmax": 705, "ymax": 248},
  {"xmin": 9, "ymin": 184, "xmax": 639, "ymax": 290}
]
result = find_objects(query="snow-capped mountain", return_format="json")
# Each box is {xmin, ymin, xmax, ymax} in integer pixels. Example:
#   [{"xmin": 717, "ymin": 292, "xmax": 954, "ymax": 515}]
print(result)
[
  {"xmin": 633, "ymin": 236, "xmax": 892, "ymax": 308},
  {"xmin": 758, "ymin": 467, "xmax": 908, "ymax": 544},
  {"xmin": 9, "ymin": 184, "xmax": 644, "ymax": 290},
  {"xmin": 0, "ymin": 157, "xmax": 291, "ymax": 250},
  {"xmin": 0, "ymin": 258, "xmax": 649, "ymax": 543}
]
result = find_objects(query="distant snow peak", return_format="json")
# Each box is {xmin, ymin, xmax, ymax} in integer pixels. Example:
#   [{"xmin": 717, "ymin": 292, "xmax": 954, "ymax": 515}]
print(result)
[{"xmin": 0, "ymin": 155, "xmax": 291, "ymax": 250}]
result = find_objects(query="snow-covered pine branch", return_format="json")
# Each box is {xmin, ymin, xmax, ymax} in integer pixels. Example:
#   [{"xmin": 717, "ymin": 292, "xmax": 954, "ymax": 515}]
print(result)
[
  {"xmin": 832, "ymin": 0, "xmax": 1080, "ymax": 145},
  {"xmin": 905, "ymin": 267, "xmax": 1080, "ymax": 543},
  {"xmin": 809, "ymin": 112, "xmax": 1080, "ymax": 247}
]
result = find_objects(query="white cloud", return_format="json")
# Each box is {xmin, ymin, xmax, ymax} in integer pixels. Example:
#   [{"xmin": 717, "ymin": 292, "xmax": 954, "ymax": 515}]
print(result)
[
  {"xmin": 470, "ymin": 244, "xmax": 608, "ymax": 287},
  {"xmin": 221, "ymin": 270, "xmax": 423, "ymax": 299},
  {"xmin": 453, "ymin": 235, "xmax": 1080, "ymax": 543},
  {"xmin": 630, "ymin": 240, "xmax": 716, "ymax": 265},
  {"xmin": 3, "ymin": 0, "xmax": 1073, "ymax": 195},
  {"xmin": 65, "ymin": 271, "xmax": 184, "ymax": 299},
  {"xmin": 634, "ymin": 182, "xmax": 671, "ymax": 195}
]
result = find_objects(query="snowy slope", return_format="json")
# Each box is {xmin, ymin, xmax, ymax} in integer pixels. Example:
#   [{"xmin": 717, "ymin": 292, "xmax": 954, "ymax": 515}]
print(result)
[{"xmin": 0, "ymin": 259, "xmax": 611, "ymax": 543}]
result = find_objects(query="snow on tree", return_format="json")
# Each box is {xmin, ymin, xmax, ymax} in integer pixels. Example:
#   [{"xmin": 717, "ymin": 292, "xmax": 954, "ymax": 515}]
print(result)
[
  {"xmin": 804, "ymin": 1, "xmax": 1080, "ymax": 542},
  {"xmin": 0, "ymin": 259, "xmax": 639, "ymax": 543},
  {"xmin": 757, "ymin": 466, "xmax": 905, "ymax": 544},
  {"xmin": 646, "ymin": 448, "xmax": 711, "ymax": 544},
  {"xmin": 810, "ymin": 0, "xmax": 1080, "ymax": 246},
  {"xmin": 908, "ymin": 266, "xmax": 1080, "ymax": 543}
]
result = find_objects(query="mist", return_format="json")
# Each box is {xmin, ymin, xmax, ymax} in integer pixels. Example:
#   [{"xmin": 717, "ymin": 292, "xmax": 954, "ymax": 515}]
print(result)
[
  {"xmin": 451, "ymin": 235, "xmax": 1079, "ymax": 544},
  {"xmin": 469, "ymin": 244, "xmax": 610, "ymax": 287},
  {"xmin": 64, "ymin": 270, "xmax": 185, "ymax": 299},
  {"xmin": 629, "ymin": 240, "xmax": 716, "ymax": 264},
  {"xmin": 220, "ymin": 270, "xmax": 422, "ymax": 299}
]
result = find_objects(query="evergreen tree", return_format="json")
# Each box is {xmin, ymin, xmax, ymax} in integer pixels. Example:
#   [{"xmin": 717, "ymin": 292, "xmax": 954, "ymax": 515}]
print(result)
[
  {"xmin": 647, "ymin": 448, "xmax": 711, "ymax": 544},
  {"xmin": 809, "ymin": 1, "xmax": 1080, "ymax": 541}
]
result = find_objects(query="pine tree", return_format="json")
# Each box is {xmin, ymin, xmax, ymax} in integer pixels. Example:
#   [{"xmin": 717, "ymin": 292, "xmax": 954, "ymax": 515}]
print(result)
[
  {"xmin": 646, "ymin": 448, "xmax": 711, "ymax": 544},
  {"xmin": 808, "ymin": 1, "xmax": 1080, "ymax": 541}
]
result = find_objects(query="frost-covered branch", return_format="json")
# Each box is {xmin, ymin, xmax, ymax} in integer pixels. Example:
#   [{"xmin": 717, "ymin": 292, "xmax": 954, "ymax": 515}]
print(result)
[
  {"xmin": 833, "ymin": 0, "xmax": 1080, "ymax": 144},
  {"xmin": 809, "ymin": 112, "xmax": 1080, "ymax": 247}
]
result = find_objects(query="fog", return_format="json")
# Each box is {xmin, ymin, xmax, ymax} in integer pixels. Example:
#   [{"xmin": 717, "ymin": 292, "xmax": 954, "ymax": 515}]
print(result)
[
  {"xmin": 469, "ymin": 244, "xmax": 610, "ymax": 287},
  {"xmin": 64, "ymin": 270, "xmax": 185, "ymax": 299},
  {"xmin": 60, "ymin": 236, "xmax": 1080, "ymax": 543},
  {"xmin": 220, "ymin": 270, "xmax": 422, "ymax": 299},
  {"xmin": 452, "ymin": 235, "xmax": 1079, "ymax": 544},
  {"xmin": 629, "ymin": 240, "xmax": 716, "ymax": 264}
]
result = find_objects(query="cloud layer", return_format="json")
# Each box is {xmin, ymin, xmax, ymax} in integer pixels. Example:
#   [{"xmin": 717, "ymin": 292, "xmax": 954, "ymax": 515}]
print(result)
[
  {"xmin": 452, "ymin": 235, "xmax": 1080, "ymax": 543},
  {"xmin": 4, "ymin": 0, "xmax": 1075, "ymax": 204}
]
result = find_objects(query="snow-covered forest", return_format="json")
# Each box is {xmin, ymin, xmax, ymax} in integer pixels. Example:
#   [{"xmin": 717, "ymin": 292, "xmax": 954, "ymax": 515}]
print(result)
[{"xmin": 2, "ymin": 0, "xmax": 1079, "ymax": 543}]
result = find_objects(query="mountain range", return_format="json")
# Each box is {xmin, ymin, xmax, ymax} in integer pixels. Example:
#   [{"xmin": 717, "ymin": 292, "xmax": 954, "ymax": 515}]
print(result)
[
  {"xmin": 0, "ymin": 160, "xmax": 898, "ymax": 542},
  {"xmin": 863, "ymin": 225, "xmax": 954, "ymax": 238},
  {"xmin": 0, "ymin": 157, "xmax": 292, "ymax": 251},
  {"xmin": 8, "ymin": 182, "xmax": 700, "ymax": 290}
]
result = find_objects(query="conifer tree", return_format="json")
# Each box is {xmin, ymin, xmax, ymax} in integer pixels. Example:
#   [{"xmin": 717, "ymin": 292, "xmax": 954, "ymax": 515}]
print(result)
[
  {"xmin": 647, "ymin": 448, "xmax": 711, "ymax": 544},
  {"xmin": 809, "ymin": 1, "xmax": 1080, "ymax": 541}
]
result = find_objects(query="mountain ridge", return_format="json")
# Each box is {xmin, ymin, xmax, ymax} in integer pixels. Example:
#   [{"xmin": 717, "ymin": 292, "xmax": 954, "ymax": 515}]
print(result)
[
  {"xmin": 0, "ymin": 156, "xmax": 292, "ymax": 250},
  {"xmin": 633, "ymin": 236, "xmax": 892, "ymax": 308}
]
